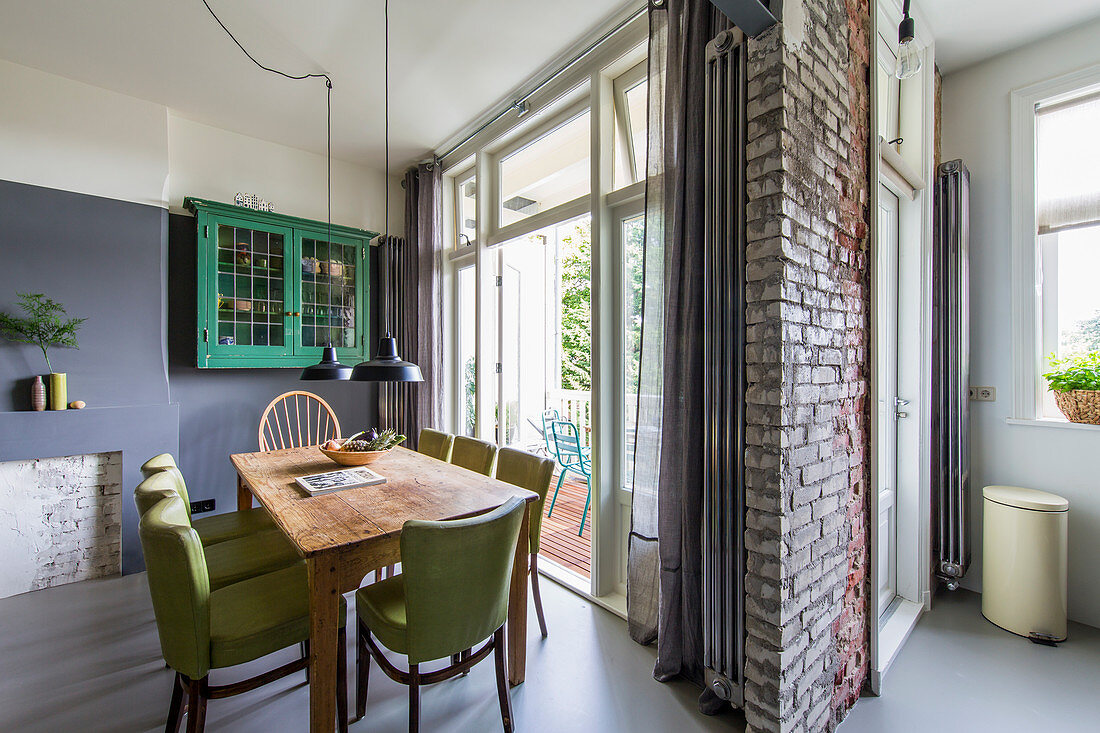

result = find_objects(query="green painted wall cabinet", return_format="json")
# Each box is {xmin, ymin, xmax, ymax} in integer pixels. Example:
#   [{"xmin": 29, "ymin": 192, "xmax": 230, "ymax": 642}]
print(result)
[{"xmin": 187, "ymin": 198, "xmax": 376, "ymax": 368}]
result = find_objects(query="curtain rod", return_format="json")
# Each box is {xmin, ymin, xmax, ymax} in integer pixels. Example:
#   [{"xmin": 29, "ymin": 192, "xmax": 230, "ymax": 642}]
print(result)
[{"xmin": 436, "ymin": 4, "xmax": 647, "ymax": 163}]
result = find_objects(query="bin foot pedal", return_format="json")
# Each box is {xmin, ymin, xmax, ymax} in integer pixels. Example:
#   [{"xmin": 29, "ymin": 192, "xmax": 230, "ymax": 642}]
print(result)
[{"xmin": 1028, "ymin": 632, "xmax": 1060, "ymax": 646}]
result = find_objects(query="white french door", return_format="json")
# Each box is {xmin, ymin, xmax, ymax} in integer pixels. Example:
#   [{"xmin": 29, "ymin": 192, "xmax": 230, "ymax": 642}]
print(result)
[{"xmin": 876, "ymin": 184, "xmax": 901, "ymax": 615}]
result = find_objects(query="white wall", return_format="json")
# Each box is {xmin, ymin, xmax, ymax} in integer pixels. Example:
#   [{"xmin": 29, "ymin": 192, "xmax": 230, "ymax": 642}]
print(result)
[
  {"xmin": 167, "ymin": 115, "xmax": 402, "ymax": 232},
  {"xmin": 0, "ymin": 58, "xmax": 401, "ymax": 232},
  {"xmin": 0, "ymin": 59, "xmax": 169, "ymax": 207},
  {"xmin": 942, "ymin": 17, "xmax": 1100, "ymax": 627}
]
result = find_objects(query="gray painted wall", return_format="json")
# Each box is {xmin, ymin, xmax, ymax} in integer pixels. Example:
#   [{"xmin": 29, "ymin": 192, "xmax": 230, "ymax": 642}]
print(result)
[
  {"xmin": 0, "ymin": 181, "xmax": 379, "ymax": 573},
  {"xmin": 0, "ymin": 180, "xmax": 169, "ymax": 410}
]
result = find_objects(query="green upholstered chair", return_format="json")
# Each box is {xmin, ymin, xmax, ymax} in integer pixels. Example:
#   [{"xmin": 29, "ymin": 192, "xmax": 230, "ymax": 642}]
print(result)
[
  {"xmin": 354, "ymin": 496, "xmax": 525, "ymax": 732},
  {"xmin": 135, "ymin": 472, "xmax": 300, "ymax": 592},
  {"xmin": 449, "ymin": 436, "xmax": 499, "ymax": 476},
  {"xmin": 140, "ymin": 453, "xmax": 274, "ymax": 547},
  {"xmin": 139, "ymin": 495, "xmax": 348, "ymax": 733},
  {"xmin": 417, "ymin": 428, "xmax": 455, "ymax": 462},
  {"xmin": 495, "ymin": 447, "xmax": 555, "ymax": 638}
]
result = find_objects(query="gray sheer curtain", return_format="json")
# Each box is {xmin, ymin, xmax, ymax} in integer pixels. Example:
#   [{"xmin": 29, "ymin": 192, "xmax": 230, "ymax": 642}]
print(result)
[
  {"xmin": 379, "ymin": 162, "xmax": 443, "ymax": 445},
  {"xmin": 627, "ymin": 0, "xmax": 728, "ymax": 685}
]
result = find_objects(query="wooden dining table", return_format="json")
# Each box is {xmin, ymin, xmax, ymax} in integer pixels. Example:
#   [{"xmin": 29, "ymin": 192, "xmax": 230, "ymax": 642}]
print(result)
[{"xmin": 231, "ymin": 445, "xmax": 539, "ymax": 733}]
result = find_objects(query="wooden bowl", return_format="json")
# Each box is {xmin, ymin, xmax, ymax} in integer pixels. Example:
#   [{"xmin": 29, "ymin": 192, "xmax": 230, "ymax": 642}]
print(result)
[{"xmin": 319, "ymin": 446, "xmax": 391, "ymax": 466}]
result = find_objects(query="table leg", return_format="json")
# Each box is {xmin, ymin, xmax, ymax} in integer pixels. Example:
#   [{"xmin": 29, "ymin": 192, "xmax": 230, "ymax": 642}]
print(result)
[
  {"xmin": 308, "ymin": 555, "xmax": 341, "ymax": 733},
  {"xmin": 507, "ymin": 505, "xmax": 530, "ymax": 686},
  {"xmin": 236, "ymin": 473, "xmax": 252, "ymax": 511}
]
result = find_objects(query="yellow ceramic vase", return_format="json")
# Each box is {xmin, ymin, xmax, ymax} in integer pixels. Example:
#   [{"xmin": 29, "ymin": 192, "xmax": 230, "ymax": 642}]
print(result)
[{"xmin": 49, "ymin": 372, "xmax": 67, "ymax": 411}]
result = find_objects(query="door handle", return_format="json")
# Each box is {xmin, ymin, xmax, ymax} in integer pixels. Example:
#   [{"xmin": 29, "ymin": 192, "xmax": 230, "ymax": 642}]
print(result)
[
  {"xmin": 285, "ymin": 311, "xmax": 301, "ymax": 317},
  {"xmin": 896, "ymin": 397, "xmax": 910, "ymax": 406},
  {"xmin": 896, "ymin": 410, "xmax": 909, "ymax": 419}
]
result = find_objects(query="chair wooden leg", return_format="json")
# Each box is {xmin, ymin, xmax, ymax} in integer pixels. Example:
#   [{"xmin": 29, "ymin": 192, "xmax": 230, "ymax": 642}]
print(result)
[
  {"xmin": 493, "ymin": 628, "xmax": 514, "ymax": 732},
  {"xmin": 408, "ymin": 663, "xmax": 420, "ymax": 733},
  {"xmin": 303, "ymin": 640, "xmax": 311, "ymax": 682},
  {"xmin": 337, "ymin": 626, "xmax": 348, "ymax": 733},
  {"xmin": 356, "ymin": 618, "xmax": 369, "ymax": 721},
  {"xmin": 530, "ymin": 553, "xmax": 548, "ymax": 638},
  {"xmin": 185, "ymin": 677, "xmax": 207, "ymax": 733},
  {"xmin": 165, "ymin": 672, "xmax": 186, "ymax": 733}
]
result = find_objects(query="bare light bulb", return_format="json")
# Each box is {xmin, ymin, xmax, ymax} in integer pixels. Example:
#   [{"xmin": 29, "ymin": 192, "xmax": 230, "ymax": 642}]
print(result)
[
  {"xmin": 895, "ymin": 7, "xmax": 921, "ymax": 80},
  {"xmin": 895, "ymin": 38, "xmax": 922, "ymax": 80}
]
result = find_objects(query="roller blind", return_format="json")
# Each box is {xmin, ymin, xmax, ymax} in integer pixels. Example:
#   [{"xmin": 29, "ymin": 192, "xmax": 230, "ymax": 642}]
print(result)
[{"xmin": 1037, "ymin": 92, "xmax": 1100, "ymax": 235}]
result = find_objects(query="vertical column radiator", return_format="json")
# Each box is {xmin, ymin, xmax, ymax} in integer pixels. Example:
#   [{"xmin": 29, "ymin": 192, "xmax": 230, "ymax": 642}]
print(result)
[
  {"xmin": 932, "ymin": 159, "xmax": 971, "ymax": 590},
  {"xmin": 701, "ymin": 27, "xmax": 747, "ymax": 709}
]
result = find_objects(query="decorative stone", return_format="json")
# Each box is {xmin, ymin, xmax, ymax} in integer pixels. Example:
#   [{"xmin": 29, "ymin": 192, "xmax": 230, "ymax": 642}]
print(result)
[{"xmin": 69, "ymin": 400, "xmax": 86, "ymax": 410}]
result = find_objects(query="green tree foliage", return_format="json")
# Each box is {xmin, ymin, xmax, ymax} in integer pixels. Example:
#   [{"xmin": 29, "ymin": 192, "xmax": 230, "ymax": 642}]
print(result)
[
  {"xmin": 464, "ymin": 355, "xmax": 476, "ymax": 436},
  {"xmin": 0, "ymin": 292, "xmax": 86, "ymax": 373},
  {"xmin": 1064, "ymin": 311, "xmax": 1100, "ymax": 354},
  {"xmin": 560, "ymin": 220, "xmax": 592, "ymax": 390}
]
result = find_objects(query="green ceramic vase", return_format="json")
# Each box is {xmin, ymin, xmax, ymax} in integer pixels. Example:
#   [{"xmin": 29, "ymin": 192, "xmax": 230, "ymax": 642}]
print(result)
[{"xmin": 49, "ymin": 372, "xmax": 67, "ymax": 411}]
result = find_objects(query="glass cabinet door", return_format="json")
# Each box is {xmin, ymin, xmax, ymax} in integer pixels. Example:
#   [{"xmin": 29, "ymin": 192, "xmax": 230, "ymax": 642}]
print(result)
[
  {"xmin": 295, "ymin": 230, "xmax": 366, "ymax": 359},
  {"xmin": 209, "ymin": 216, "xmax": 293, "ymax": 357}
]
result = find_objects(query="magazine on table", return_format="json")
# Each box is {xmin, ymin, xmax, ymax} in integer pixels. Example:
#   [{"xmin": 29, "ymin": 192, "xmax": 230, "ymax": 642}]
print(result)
[{"xmin": 295, "ymin": 467, "xmax": 386, "ymax": 495}]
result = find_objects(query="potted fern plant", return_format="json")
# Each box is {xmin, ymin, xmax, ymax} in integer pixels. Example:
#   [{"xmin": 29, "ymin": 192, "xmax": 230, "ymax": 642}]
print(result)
[
  {"xmin": 0, "ymin": 292, "xmax": 86, "ymax": 411},
  {"xmin": 1043, "ymin": 351, "xmax": 1100, "ymax": 424}
]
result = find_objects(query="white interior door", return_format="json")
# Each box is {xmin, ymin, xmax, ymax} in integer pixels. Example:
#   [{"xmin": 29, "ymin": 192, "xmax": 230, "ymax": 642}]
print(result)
[{"xmin": 876, "ymin": 184, "xmax": 901, "ymax": 615}]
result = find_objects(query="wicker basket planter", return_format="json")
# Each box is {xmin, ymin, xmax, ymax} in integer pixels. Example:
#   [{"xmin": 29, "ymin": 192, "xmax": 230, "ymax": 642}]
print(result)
[{"xmin": 1053, "ymin": 390, "xmax": 1100, "ymax": 425}]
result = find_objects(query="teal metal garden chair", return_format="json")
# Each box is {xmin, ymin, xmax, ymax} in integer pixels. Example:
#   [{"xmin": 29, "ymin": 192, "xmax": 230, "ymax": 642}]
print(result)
[
  {"xmin": 547, "ymin": 420, "xmax": 592, "ymax": 536},
  {"xmin": 540, "ymin": 408, "xmax": 560, "ymax": 457}
]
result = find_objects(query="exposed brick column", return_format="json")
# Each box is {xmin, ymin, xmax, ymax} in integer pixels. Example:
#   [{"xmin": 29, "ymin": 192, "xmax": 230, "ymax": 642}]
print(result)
[{"xmin": 740, "ymin": 0, "xmax": 871, "ymax": 731}]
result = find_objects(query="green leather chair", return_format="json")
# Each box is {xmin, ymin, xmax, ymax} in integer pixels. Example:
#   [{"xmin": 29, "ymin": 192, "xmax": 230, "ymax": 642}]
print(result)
[
  {"xmin": 495, "ymin": 447, "xmax": 555, "ymax": 638},
  {"xmin": 141, "ymin": 453, "xmax": 274, "ymax": 546},
  {"xmin": 354, "ymin": 496, "xmax": 525, "ymax": 732},
  {"xmin": 139, "ymin": 495, "xmax": 348, "ymax": 733},
  {"xmin": 417, "ymin": 428, "xmax": 455, "ymax": 462},
  {"xmin": 135, "ymin": 472, "xmax": 300, "ymax": 592},
  {"xmin": 450, "ymin": 436, "xmax": 499, "ymax": 476}
]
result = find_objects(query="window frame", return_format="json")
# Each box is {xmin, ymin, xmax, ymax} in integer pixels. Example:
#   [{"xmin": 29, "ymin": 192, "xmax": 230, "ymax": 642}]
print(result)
[
  {"xmin": 1010, "ymin": 67, "xmax": 1100, "ymax": 421},
  {"xmin": 439, "ymin": 16, "xmax": 648, "ymax": 603}
]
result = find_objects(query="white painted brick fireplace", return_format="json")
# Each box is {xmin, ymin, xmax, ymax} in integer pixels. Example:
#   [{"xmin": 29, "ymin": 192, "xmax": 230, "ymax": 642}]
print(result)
[{"xmin": 0, "ymin": 452, "xmax": 122, "ymax": 599}]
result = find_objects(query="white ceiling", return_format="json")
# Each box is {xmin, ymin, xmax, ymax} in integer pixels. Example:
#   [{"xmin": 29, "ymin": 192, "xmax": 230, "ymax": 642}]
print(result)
[
  {"xmin": 0, "ymin": 0, "xmax": 635, "ymax": 172},
  {"xmin": 919, "ymin": 0, "xmax": 1100, "ymax": 74}
]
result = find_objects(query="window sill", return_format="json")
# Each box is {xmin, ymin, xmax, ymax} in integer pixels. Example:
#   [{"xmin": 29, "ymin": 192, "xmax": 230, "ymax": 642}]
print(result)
[{"xmin": 1006, "ymin": 417, "xmax": 1100, "ymax": 432}]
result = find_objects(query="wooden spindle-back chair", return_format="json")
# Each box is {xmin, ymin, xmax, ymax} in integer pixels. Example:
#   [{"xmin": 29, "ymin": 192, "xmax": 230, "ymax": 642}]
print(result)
[{"xmin": 258, "ymin": 391, "xmax": 342, "ymax": 451}]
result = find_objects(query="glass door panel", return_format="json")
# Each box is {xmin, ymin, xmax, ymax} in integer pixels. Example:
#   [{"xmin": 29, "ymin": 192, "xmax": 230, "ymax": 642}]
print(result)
[
  {"xmin": 621, "ymin": 212, "xmax": 644, "ymax": 490},
  {"xmin": 210, "ymin": 216, "xmax": 292, "ymax": 356},
  {"xmin": 497, "ymin": 231, "xmax": 553, "ymax": 449},
  {"xmin": 296, "ymin": 230, "xmax": 365, "ymax": 359},
  {"xmin": 456, "ymin": 265, "xmax": 477, "ymax": 437}
]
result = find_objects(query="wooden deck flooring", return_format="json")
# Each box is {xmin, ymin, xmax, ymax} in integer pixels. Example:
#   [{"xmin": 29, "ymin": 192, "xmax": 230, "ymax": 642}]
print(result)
[{"xmin": 538, "ymin": 473, "xmax": 591, "ymax": 579}]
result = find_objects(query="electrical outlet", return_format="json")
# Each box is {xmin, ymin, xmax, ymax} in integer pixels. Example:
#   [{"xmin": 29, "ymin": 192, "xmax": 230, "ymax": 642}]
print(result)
[
  {"xmin": 970, "ymin": 386, "xmax": 996, "ymax": 402},
  {"xmin": 190, "ymin": 498, "xmax": 216, "ymax": 514}
]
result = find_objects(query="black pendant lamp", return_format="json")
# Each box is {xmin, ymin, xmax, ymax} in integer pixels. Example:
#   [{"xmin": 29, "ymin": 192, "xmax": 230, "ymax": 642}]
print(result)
[
  {"xmin": 351, "ymin": 334, "xmax": 422, "ymax": 383},
  {"xmin": 350, "ymin": 0, "xmax": 423, "ymax": 384},
  {"xmin": 300, "ymin": 345, "xmax": 353, "ymax": 380}
]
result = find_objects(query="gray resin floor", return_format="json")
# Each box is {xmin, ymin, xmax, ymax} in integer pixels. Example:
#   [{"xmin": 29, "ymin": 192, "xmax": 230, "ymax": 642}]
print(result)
[
  {"xmin": 844, "ymin": 589, "xmax": 1100, "ymax": 733},
  {"xmin": 2, "ymin": 575, "xmax": 1097, "ymax": 732},
  {"xmin": 0, "ymin": 572, "xmax": 743, "ymax": 732}
]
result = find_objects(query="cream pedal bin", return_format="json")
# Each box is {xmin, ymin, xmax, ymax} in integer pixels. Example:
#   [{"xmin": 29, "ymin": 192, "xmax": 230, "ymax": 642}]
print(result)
[{"xmin": 981, "ymin": 485, "xmax": 1069, "ymax": 642}]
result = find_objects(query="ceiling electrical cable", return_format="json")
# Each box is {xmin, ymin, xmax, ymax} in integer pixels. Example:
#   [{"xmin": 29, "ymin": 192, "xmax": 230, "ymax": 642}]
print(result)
[{"xmin": 200, "ymin": 0, "xmax": 335, "ymax": 247}]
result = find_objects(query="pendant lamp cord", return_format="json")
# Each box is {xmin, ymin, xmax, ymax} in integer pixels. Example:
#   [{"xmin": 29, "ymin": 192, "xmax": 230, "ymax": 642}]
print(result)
[
  {"xmin": 383, "ymin": 0, "xmax": 392, "ymax": 338},
  {"xmin": 201, "ymin": 0, "xmax": 335, "ymax": 258}
]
